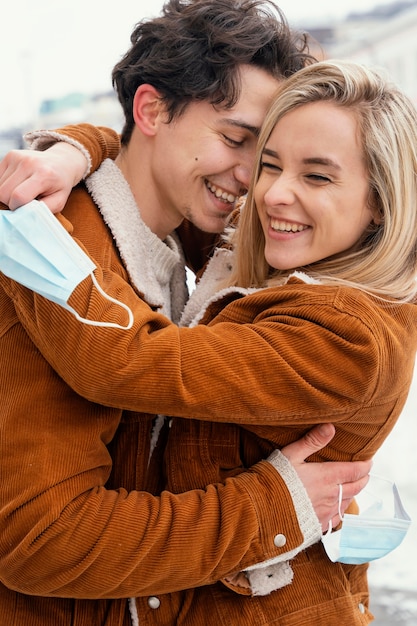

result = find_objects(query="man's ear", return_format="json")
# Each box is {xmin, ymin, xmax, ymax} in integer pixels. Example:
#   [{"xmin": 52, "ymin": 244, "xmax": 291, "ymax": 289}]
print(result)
[{"xmin": 132, "ymin": 84, "xmax": 165, "ymax": 136}]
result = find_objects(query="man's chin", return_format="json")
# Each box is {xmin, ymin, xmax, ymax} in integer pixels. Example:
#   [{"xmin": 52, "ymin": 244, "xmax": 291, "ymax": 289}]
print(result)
[{"xmin": 202, "ymin": 213, "xmax": 232, "ymax": 234}]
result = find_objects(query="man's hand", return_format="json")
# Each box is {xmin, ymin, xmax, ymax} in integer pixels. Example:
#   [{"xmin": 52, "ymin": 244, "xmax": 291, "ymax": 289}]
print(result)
[
  {"xmin": 281, "ymin": 424, "xmax": 371, "ymax": 532},
  {"xmin": 0, "ymin": 143, "xmax": 87, "ymax": 213}
]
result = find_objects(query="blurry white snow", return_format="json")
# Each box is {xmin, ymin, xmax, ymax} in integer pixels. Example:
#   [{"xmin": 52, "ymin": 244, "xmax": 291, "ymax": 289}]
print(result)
[{"xmin": 368, "ymin": 358, "xmax": 417, "ymax": 592}]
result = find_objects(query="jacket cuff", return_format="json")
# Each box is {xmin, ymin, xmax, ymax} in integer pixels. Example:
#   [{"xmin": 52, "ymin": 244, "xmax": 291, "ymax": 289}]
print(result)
[
  {"xmin": 249, "ymin": 449, "xmax": 322, "ymax": 568},
  {"xmin": 246, "ymin": 561, "xmax": 294, "ymax": 596},
  {"xmin": 24, "ymin": 130, "xmax": 92, "ymax": 179},
  {"xmin": 243, "ymin": 450, "xmax": 322, "ymax": 596}
]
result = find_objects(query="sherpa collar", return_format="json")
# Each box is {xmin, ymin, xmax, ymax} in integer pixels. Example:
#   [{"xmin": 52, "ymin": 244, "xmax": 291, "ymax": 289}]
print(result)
[
  {"xmin": 86, "ymin": 159, "xmax": 188, "ymax": 320},
  {"xmin": 180, "ymin": 247, "xmax": 319, "ymax": 328}
]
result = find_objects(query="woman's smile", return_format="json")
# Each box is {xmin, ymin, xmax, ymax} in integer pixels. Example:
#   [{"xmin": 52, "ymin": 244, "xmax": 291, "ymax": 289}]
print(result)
[
  {"xmin": 255, "ymin": 100, "xmax": 375, "ymax": 271},
  {"xmin": 269, "ymin": 217, "xmax": 309, "ymax": 234}
]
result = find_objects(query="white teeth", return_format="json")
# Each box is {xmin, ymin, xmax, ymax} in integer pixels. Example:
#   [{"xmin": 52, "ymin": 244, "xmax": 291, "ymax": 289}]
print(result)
[
  {"xmin": 270, "ymin": 219, "xmax": 307, "ymax": 233},
  {"xmin": 206, "ymin": 181, "xmax": 237, "ymax": 204}
]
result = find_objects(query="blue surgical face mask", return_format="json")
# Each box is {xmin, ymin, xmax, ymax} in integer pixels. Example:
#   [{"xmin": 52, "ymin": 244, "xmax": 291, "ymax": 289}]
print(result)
[
  {"xmin": 0, "ymin": 200, "xmax": 133, "ymax": 329},
  {"xmin": 321, "ymin": 474, "xmax": 411, "ymax": 565}
]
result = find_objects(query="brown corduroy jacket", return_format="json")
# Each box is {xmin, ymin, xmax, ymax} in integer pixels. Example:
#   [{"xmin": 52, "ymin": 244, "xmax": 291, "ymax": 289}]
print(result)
[
  {"xmin": 0, "ymin": 191, "xmax": 315, "ymax": 626},
  {"xmin": 8, "ymin": 124, "xmax": 417, "ymax": 624},
  {"xmin": 2, "ymin": 203, "xmax": 417, "ymax": 624}
]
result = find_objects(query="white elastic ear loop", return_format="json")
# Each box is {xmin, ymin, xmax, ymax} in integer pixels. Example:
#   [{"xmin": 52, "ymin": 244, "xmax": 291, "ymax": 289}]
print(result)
[
  {"xmin": 66, "ymin": 272, "xmax": 134, "ymax": 329},
  {"xmin": 325, "ymin": 483, "xmax": 344, "ymax": 535}
]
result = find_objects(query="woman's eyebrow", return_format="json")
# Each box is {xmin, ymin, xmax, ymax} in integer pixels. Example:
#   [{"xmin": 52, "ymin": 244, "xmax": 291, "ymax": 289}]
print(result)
[
  {"xmin": 303, "ymin": 157, "xmax": 341, "ymax": 170},
  {"xmin": 261, "ymin": 150, "xmax": 341, "ymax": 171}
]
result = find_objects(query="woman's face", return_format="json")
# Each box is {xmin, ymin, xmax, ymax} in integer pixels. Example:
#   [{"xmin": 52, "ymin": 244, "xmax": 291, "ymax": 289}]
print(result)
[{"xmin": 255, "ymin": 100, "xmax": 376, "ymax": 271}]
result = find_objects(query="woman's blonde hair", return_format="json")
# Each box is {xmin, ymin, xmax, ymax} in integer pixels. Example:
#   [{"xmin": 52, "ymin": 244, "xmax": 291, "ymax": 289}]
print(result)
[{"xmin": 229, "ymin": 60, "xmax": 417, "ymax": 302}]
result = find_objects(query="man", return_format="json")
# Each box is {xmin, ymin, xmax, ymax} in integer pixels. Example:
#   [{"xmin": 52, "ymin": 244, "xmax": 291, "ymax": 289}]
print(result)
[{"xmin": 0, "ymin": 2, "xmax": 370, "ymax": 624}]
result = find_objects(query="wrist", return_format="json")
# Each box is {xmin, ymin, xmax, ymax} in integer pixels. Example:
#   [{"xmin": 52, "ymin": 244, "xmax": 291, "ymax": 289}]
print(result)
[{"xmin": 24, "ymin": 130, "xmax": 91, "ymax": 179}]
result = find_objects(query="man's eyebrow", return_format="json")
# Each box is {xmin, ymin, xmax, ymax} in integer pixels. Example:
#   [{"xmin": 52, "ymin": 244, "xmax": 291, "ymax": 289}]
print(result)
[{"xmin": 222, "ymin": 118, "xmax": 260, "ymax": 137}]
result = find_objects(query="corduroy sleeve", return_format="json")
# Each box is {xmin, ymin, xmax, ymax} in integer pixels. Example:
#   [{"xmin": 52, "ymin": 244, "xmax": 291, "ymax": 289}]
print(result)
[
  {"xmin": 1, "ymin": 250, "xmax": 382, "ymax": 423},
  {"xmin": 25, "ymin": 124, "xmax": 121, "ymax": 178},
  {"xmin": 0, "ymin": 296, "xmax": 304, "ymax": 596},
  {"xmin": 2, "ymin": 216, "xmax": 413, "ymax": 439}
]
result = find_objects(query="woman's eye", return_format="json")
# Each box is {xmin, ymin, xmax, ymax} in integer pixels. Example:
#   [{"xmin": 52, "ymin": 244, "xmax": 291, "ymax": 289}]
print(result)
[
  {"xmin": 307, "ymin": 173, "xmax": 331, "ymax": 183},
  {"xmin": 260, "ymin": 160, "xmax": 280, "ymax": 171}
]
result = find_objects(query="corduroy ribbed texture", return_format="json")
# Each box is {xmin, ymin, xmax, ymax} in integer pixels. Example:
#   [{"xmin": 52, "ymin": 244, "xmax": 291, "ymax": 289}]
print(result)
[
  {"xmin": 0, "ymin": 185, "xmax": 312, "ymax": 625},
  {"xmin": 5, "ymin": 125, "xmax": 416, "ymax": 624}
]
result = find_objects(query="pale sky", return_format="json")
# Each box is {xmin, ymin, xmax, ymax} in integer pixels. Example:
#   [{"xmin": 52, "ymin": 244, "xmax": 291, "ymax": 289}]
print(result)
[{"xmin": 1, "ymin": 0, "xmax": 393, "ymax": 131}]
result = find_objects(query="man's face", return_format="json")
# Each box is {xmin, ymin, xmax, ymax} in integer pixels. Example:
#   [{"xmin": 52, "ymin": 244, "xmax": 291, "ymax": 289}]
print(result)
[{"xmin": 149, "ymin": 65, "xmax": 281, "ymax": 234}]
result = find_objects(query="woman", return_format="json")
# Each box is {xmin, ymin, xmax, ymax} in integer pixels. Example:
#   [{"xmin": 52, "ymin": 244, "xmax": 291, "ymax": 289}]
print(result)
[{"xmin": 2, "ymin": 60, "xmax": 417, "ymax": 624}]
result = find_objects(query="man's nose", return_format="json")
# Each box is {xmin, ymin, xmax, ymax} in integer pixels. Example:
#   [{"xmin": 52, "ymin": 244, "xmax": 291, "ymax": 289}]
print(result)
[{"xmin": 233, "ymin": 144, "xmax": 257, "ymax": 191}]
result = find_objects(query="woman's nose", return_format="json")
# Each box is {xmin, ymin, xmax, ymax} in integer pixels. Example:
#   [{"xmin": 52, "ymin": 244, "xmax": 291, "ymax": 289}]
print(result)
[{"xmin": 264, "ymin": 174, "xmax": 295, "ymax": 206}]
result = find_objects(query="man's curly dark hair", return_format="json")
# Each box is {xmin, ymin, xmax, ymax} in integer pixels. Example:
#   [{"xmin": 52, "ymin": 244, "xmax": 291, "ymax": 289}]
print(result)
[{"xmin": 112, "ymin": 0, "xmax": 314, "ymax": 144}]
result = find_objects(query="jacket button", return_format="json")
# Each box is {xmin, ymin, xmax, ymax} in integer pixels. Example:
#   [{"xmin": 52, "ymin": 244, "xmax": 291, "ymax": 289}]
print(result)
[
  {"xmin": 273, "ymin": 534, "xmax": 287, "ymax": 548},
  {"xmin": 148, "ymin": 596, "xmax": 161, "ymax": 609},
  {"xmin": 358, "ymin": 603, "xmax": 366, "ymax": 614}
]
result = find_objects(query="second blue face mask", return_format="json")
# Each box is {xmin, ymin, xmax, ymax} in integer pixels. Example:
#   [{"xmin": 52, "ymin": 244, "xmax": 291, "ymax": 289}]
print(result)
[
  {"xmin": 0, "ymin": 200, "xmax": 133, "ymax": 329},
  {"xmin": 321, "ymin": 474, "xmax": 411, "ymax": 565}
]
